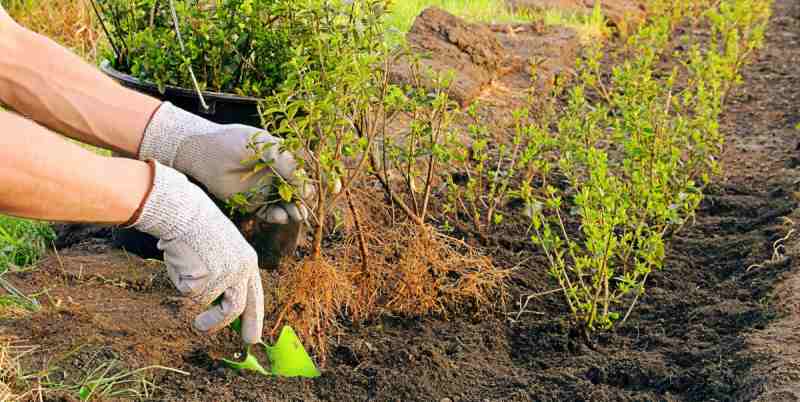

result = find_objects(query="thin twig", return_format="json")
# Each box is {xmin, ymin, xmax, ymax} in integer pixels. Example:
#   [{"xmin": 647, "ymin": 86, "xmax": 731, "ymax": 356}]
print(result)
[
  {"xmin": 345, "ymin": 189, "xmax": 369, "ymax": 274},
  {"xmin": 369, "ymin": 154, "xmax": 424, "ymax": 226},
  {"xmin": 148, "ymin": 0, "xmax": 159, "ymax": 27},
  {"xmin": 87, "ymin": 0, "xmax": 121, "ymax": 62},
  {"xmin": 621, "ymin": 271, "xmax": 649, "ymax": 325},
  {"xmin": 167, "ymin": 0, "xmax": 209, "ymax": 111},
  {"xmin": 511, "ymin": 288, "xmax": 562, "ymax": 322}
]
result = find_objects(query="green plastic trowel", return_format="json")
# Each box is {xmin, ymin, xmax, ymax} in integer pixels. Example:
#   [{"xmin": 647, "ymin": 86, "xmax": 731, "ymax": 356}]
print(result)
[
  {"xmin": 265, "ymin": 326, "xmax": 321, "ymax": 378},
  {"xmin": 221, "ymin": 319, "xmax": 320, "ymax": 378}
]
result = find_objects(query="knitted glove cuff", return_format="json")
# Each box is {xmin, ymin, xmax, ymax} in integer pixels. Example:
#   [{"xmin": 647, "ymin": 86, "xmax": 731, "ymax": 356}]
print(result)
[
  {"xmin": 128, "ymin": 160, "xmax": 204, "ymax": 241},
  {"xmin": 138, "ymin": 102, "xmax": 221, "ymax": 167},
  {"xmin": 121, "ymin": 160, "xmax": 156, "ymax": 227}
]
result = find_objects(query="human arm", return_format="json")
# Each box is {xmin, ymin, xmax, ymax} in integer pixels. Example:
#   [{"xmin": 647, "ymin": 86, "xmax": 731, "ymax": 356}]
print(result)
[
  {"xmin": 0, "ymin": 10, "xmax": 309, "ymax": 223},
  {"xmin": 0, "ymin": 8, "xmax": 160, "ymax": 156},
  {"xmin": 0, "ymin": 111, "xmax": 264, "ymax": 344},
  {"xmin": 0, "ymin": 111, "xmax": 149, "ymax": 222}
]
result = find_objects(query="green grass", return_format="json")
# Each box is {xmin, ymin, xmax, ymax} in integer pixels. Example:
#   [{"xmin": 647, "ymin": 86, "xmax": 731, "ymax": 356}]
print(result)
[
  {"xmin": 383, "ymin": 0, "xmax": 531, "ymax": 44},
  {"xmin": 384, "ymin": 0, "xmax": 530, "ymax": 34},
  {"xmin": 383, "ymin": 0, "xmax": 608, "ymax": 45},
  {"xmin": 69, "ymin": 360, "xmax": 188, "ymax": 401},
  {"xmin": 0, "ymin": 216, "xmax": 51, "ymax": 317},
  {"xmin": 0, "ymin": 215, "xmax": 54, "ymax": 272},
  {"xmin": 541, "ymin": 2, "xmax": 609, "ymax": 42}
]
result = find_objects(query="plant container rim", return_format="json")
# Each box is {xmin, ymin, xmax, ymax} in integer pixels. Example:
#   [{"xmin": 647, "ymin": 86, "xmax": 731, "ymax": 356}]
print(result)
[{"xmin": 99, "ymin": 59, "xmax": 264, "ymax": 104}]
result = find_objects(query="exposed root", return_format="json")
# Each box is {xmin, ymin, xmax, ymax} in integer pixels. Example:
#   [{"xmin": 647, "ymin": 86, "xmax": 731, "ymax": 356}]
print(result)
[
  {"xmin": 383, "ymin": 224, "xmax": 509, "ymax": 317},
  {"xmin": 270, "ymin": 258, "xmax": 352, "ymax": 364},
  {"xmin": 270, "ymin": 188, "xmax": 510, "ymax": 361},
  {"xmin": 341, "ymin": 189, "xmax": 509, "ymax": 319},
  {"xmin": 747, "ymin": 228, "xmax": 795, "ymax": 272}
]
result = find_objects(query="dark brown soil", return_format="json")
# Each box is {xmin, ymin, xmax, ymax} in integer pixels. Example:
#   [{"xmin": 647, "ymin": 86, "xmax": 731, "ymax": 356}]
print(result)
[{"xmin": 3, "ymin": 0, "xmax": 800, "ymax": 401}]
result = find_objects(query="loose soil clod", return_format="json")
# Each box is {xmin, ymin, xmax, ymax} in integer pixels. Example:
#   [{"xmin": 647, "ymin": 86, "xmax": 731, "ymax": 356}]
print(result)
[
  {"xmin": 389, "ymin": 7, "xmax": 512, "ymax": 107},
  {"xmin": 389, "ymin": 7, "xmax": 581, "ymax": 110}
]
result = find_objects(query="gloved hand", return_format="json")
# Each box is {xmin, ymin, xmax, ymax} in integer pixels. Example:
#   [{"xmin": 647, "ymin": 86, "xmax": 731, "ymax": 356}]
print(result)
[
  {"xmin": 129, "ymin": 160, "xmax": 264, "ymax": 344},
  {"xmin": 138, "ymin": 102, "xmax": 308, "ymax": 225}
]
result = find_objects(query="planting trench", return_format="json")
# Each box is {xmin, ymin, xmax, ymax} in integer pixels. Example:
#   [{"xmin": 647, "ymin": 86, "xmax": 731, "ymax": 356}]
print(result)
[{"xmin": 3, "ymin": 0, "xmax": 800, "ymax": 400}]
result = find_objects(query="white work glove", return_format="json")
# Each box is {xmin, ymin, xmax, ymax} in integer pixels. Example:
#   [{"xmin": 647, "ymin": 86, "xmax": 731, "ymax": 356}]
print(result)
[
  {"xmin": 138, "ymin": 102, "xmax": 308, "ymax": 224},
  {"xmin": 129, "ymin": 161, "xmax": 264, "ymax": 344}
]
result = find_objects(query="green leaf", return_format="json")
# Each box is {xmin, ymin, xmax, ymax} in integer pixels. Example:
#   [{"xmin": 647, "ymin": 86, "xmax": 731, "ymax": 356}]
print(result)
[
  {"xmin": 278, "ymin": 183, "xmax": 294, "ymax": 203},
  {"xmin": 493, "ymin": 213, "xmax": 504, "ymax": 225},
  {"xmin": 78, "ymin": 384, "xmax": 94, "ymax": 401}
]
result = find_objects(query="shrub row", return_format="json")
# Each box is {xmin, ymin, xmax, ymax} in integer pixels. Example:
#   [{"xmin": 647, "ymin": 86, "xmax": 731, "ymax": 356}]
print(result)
[{"xmin": 520, "ymin": 0, "xmax": 772, "ymax": 330}]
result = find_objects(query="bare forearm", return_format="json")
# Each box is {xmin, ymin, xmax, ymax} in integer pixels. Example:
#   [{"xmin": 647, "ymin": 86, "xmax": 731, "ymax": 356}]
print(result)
[
  {"xmin": 0, "ymin": 19, "xmax": 160, "ymax": 156},
  {"xmin": 0, "ymin": 112, "xmax": 150, "ymax": 224}
]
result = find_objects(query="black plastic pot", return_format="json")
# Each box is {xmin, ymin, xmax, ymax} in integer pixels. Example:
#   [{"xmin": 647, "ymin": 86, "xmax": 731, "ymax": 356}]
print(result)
[
  {"xmin": 101, "ymin": 60, "xmax": 300, "ymax": 269},
  {"xmin": 100, "ymin": 60, "xmax": 263, "ymax": 126}
]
